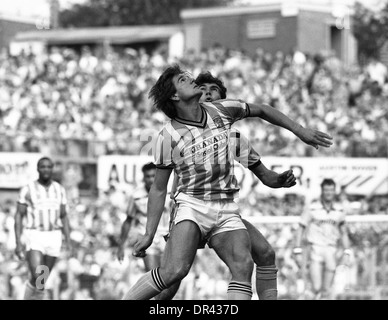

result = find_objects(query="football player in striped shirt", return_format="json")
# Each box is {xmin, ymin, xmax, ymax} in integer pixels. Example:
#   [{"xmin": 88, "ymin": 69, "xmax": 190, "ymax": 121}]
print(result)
[
  {"xmin": 294, "ymin": 178, "xmax": 352, "ymax": 299},
  {"xmin": 160, "ymin": 71, "xmax": 297, "ymax": 300},
  {"xmin": 14, "ymin": 157, "xmax": 72, "ymax": 300},
  {"xmin": 122, "ymin": 64, "xmax": 333, "ymax": 300}
]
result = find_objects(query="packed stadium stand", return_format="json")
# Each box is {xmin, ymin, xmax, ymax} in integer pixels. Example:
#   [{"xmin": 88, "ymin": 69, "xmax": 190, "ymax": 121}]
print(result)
[{"xmin": 1, "ymin": 42, "xmax": 387, "ymax": 300}]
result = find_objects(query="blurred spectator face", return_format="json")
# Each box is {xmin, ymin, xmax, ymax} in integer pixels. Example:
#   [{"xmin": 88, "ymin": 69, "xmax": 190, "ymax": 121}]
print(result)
[
  {"xmin": 321, "ymin": 184, "xmax": 336, "ymax": 203},
  {"xmin": 143, "ymin": 168, "xmax": 156, "ymax": 191},
  {"xmin": 199, "ymin": 83, "xmax": 222, "ymax": 102}
]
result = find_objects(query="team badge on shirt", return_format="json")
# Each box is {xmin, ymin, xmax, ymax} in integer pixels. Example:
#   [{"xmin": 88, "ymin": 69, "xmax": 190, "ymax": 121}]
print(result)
[{"xmin": 213, "ymin": 116, "xmax": 225, "ymax": 128}]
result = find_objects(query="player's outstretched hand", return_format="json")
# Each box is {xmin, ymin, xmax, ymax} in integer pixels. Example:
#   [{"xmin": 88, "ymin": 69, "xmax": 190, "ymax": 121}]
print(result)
[
  {"xmin": 117, "ymin": 245, "xmax": 125, "ymax": 263},
  {"xmin": 133, "ymin": 234, "xmax": 153, "ymax": 258},
  {"xmin": 297, "ymin": 128, "xmax": 333, "ymax": 149},
  {"xmin": 277, "ymin": 169, "xmax": 297, "ymax": 188}
]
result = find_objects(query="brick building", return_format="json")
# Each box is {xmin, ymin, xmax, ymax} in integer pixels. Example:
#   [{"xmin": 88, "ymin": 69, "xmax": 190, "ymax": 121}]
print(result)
[{"xmin": 180, "ymin": 1, "xmax": 358, "ymax": 65}]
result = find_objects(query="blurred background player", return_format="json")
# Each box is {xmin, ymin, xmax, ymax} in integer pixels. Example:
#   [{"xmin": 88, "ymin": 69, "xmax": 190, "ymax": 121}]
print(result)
[
  {"xmin": 14, "ymin": 157, "xmax": 72, "ymax": 300},
  {"xmin": 117, "ymin": 162, "xmax": 179, "ymax": 300},
  {"xmin": 293, "ymin": 178, "xmax": 352, "ymax": 300}
]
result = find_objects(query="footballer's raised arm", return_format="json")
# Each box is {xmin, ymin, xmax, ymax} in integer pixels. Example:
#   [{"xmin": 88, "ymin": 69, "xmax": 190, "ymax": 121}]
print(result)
[{"xmin": 248, "ymin": 102, "xmax": 333, "ymax": 149}]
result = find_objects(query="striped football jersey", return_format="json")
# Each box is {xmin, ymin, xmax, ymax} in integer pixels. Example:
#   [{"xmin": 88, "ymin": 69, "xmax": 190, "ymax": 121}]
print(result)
[
  {"xmin": 18, "ymin": 180, "xmax": 67, "ymax": 231},
  {"xmin": 300, "ymin": 199, "xmax": 346, "ymax": 247},
  {"xmin": 169, "ymin": 127, "xmax": 261, "ymax": 198},
  {"xmin": 231, "ymin": 128, "xmax": 261, "ymax": 169},
  {"xmin": 154, "ymin": 99, "xmax": 251, "ymax": 201}
]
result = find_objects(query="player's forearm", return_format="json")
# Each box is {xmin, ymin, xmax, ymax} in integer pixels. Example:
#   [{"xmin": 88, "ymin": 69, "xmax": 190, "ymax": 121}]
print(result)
[
  {"xmin": 14, "ymin": 213, "xmax": 23, "ymax": 246},
  {"xmin": 145, "ymin": 185, "xmax": 168, "ymax": 238},
  {"xmin": 295, "ymin": 227, "xmax": 305, "ymax": 248},
  {"xmin": 251, "ymin": 163, "xmax": 282, "ymax": 188},
  {"xmin": 118, "ymin": 219, "xmax": 131, "ymax": 247},
  {"xmin": 61, "ymin": 216, "xmax": 71, "ymax": 245},
  {"xmin": 341, "ymin": 231, "xmax": 350, "ymax": 250},
  {"xmin": 253, "ymin": 168, "xmax": 282, "ymax": 188},
  {"xmin": 250, "ymin": 103, "xmax": 303, "ymax": 135}
]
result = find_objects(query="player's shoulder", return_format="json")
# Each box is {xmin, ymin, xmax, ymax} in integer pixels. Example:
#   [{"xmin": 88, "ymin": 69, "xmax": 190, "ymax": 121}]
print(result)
[
  {"xmin": 52, "ymin": 180, "xmax": 63, "ymax": 187},
  {"xmin": 309, "ymin": 199, "xmax": 322, "ymax": 209},
  {"xmin": 19, "ymin": 180, "xmax": 36, "ymax": 192},
  {"xmin": 52, "ymin": 180, "xmax": 66, "ymax": 191},
  {"xmin": 133, "ymin": 184, "xmax": 148, "ymax": 199},
  {"xmin": 159, "ymin": 119, "xmax": 173, "ymax": 130},
  {"xmin": 203, "ymin": 98, "xmax": 245, "ymax": 109},
  {"xmin": 158, "ymin": 120, "xmax": 179, "ymax": 137},
  {"xmin": 333, "ymin": 201, "xmax": 346, "ymax": 212}
]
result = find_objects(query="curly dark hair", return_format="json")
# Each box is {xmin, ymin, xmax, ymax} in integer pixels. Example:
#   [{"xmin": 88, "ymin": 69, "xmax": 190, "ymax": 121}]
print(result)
[{"xmin": 195, "ymin": 71, "xmax": 227, "ymax": 99}]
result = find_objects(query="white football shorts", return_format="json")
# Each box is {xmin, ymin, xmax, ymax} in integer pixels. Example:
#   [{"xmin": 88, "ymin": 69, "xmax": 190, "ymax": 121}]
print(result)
[
  {"xmin": 172, "ymin": 192, "xmax": 247, "ymax": 245},
  {"xmin": 24, "ymin": 229, "xmax": 63, "ymax": 258}
]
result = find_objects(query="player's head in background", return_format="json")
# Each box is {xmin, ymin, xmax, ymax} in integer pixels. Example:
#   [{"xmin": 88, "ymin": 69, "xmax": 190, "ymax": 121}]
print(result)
[
  {"xmin": 148, "ymin": 64, "xmax": 202, "ymax": 119},
  {"xmin": 195, "ymin": 71, "xmax": 227, "ymax": 102},
  {"xmin": 142, "ymin": 162, "xmax": 156, "ymax": 191},
  {"xmin": 37, "ymin": 157, "xmax": 54, "ymax": 182},
  {"xmin": 320, "ymin": 178, "xmax": 336, "ymax": 203},
  {"xmin": 195, "ymin": 72, "xmax": 250, "ymax": 165}
]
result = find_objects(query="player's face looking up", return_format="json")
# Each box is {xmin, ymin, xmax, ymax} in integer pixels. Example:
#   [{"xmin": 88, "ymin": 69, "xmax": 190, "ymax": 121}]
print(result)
[
  {"xmin": 199, "ymin": 83, "xmax": 222, "ymax": 102},
  {"xmin": 143, "ymin": 168, "xmax": 156, "ymax": 191},
  {"xmin": 321, "ymin": 184, "xmax": 336, "ymax": 203},
  {"xmin": 37, "ymin": 159, "xmax": 54, "ymax": 182},
  {"xmin": 171, "ymin": 72, "xmax": 202, "ymax": 101}
]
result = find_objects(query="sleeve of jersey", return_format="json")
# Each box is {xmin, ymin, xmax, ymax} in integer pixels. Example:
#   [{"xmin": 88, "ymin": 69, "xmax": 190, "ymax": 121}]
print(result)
[
  {"xmin": 60, "ymin": 185, "xmax": 68, "ymax": 206},
  {"xmin": 214, "ymin": 99, "xmax": 251, "ymax": 123},
  {"xmin": 17, "ymin": 186, "xmax": 29, "ymax": 206},
  {"xmin": 154, "ymin": 129, "xmax": 175, "ymax": 170}
]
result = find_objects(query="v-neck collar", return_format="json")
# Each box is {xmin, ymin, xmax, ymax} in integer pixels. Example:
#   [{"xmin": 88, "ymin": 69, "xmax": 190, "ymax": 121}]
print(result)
[{"xmin": 174, "ymin": 105, "xmax": 207, "ymax": 128}]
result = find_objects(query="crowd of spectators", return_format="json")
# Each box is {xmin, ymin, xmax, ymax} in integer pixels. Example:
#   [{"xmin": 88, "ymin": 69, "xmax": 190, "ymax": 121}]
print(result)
[
  {"xmin": 1, "ymin": 186, "xmax": 387, "ymax": 300},
  {"xmin": 1, "ymin": 43, "xmax": 387, "ymax": 299},
  {"xmin": 0, "ymin": 44, "xmax": 387, "ymax": 158}
]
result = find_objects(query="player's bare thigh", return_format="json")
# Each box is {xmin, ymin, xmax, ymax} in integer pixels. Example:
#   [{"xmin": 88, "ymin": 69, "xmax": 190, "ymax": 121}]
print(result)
[
  {"xmin": 158, "ymin": 220, "xmax": 201, "ymax": 285},
  {"xmin": 242, "ymin": 218, "xmax": 275, "ymax": 266},
  {"xmin": 26, "ymin": 250, "xmax": 52, "ymax": 286},
  {"xmin": 209, "ymin": 229, "xmax": 253, "ymax": 282}
]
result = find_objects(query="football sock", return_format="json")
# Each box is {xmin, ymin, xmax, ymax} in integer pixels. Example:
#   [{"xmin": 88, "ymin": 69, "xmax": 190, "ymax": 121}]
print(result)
[
  {"xmin": 256, "ymin": 265, "xmax": 278, "ymax": 300},
  {"xmin": 122, "ymin": 268, "xmax": 167, "ymax": 300},
  {"xmin": 23, "ymin": 281, "xmax": 46, "ymax": 300},
  {"xmin": 23, "ymin": 281, "xmax": 36, "ymax": 300},
  {"xmin": 34, "ymin": 288, "xmax": 45, "ymax": 300},
  {"xmin": 227, "ymin": 281, "xmax": 252, "ymax": 300}
]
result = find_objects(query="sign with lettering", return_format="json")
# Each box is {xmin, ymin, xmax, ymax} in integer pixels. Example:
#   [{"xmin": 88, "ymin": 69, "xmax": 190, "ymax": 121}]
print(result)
[
  {"xmin": 0, "ymin": 153, "xmax": 42, "ymax": 189},
  {"xmin": 97, "ymin": 156, "xmax": 388, "ymax": 198}
]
